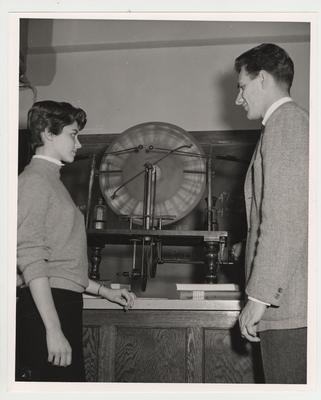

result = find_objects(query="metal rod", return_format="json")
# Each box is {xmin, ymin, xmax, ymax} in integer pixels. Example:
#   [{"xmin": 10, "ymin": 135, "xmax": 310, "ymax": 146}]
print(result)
[
  {"xmin": 151, "ymin": 168, "xmax": 157, "ymax": 229},
  {"xmin": 104, "ymin": 146, "xmax": 143, "ymax": 156},
  {"xmin": 143, "ymin": 163, "xmax": 154, "ymax": 230},
  {"xmin": 146, "ymin": 146, "xmax": 206, "ymax": 158},
  {"xmin": 111, "ymin": 144, "xmax": 194, "ymax": 199},
  {"xmin": 111, "ymin": 168, "xmax": 145, "ymax": 199},
  {"xmin": 99, "ymin": 170, "xmax": 123, "ymax": 174},
  {"xmin": 183, "ymin": 170, "xmax": 206, "ymax": 174},
  {"xmin": 86, "ymin": 153, "xmax": 97, "ymax": 229},
  {"xmin": 160, "ymin": 258, "xmax": 204, "ymax": 264},
  {"xmin": 131, "ymin": 240, "xmax": 138, "ymax": 271},
  {"xmin": 206, "ymin": 157, "xmax": 213, "ymax": 231}
]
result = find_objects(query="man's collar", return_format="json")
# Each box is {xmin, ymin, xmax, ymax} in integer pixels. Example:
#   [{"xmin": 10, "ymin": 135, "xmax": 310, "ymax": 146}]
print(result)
[{"xmin": 262, "ymin": 97, "xmax": 293, "ymax": 126}]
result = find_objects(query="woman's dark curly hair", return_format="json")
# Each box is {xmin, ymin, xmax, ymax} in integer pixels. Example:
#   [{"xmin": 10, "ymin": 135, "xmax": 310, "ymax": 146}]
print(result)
[{"xmin": 27, "ymin": 100, "xmax": 87, "ymax": 150}]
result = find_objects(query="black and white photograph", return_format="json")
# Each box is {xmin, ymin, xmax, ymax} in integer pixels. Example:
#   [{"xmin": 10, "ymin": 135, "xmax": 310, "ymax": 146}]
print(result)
[{"xmin": 0, "ymin": 2, "xmax": 319, "ymax": 399}]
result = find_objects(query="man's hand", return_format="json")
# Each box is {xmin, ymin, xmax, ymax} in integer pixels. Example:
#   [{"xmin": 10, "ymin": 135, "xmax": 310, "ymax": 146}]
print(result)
[
  {"xmin": 231, "ymin": 242, "xmax": 243, "ymax": 262},
  {"xmin": 239, "ymin": 299, "xmax": 267, "ymax": 342}
]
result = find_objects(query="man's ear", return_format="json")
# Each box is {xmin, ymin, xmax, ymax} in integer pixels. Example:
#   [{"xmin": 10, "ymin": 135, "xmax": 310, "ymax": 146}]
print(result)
[{"xmin": 259, "ymin": 70, "xmax": 271, "ymax": 89}]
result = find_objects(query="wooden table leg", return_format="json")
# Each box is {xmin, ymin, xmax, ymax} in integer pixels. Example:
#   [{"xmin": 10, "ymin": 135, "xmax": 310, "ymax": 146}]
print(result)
[
  {"xmin": 204, "ymin": 241, "xmax": 219, "ymax": 283},
  {"xmin": 89, "ymin": 245, "xmax": 103, "ymax": 280}
]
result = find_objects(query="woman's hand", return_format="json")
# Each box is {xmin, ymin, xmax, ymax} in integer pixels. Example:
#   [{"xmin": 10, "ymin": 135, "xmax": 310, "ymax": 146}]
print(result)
[
  {"xmin": 46, "ymin": 328, "xmax": 72, "ymax": 367},
  {"xmin": 28, "ymin": 277, "xmax": 72, "ymax": 367},
  {"xmin": 85, "ymin": 280, "xmax": 136, "ymax": 309},
  {"xmin": 100, "ymin": 286, "xmax": 136, "ymax": 310}
]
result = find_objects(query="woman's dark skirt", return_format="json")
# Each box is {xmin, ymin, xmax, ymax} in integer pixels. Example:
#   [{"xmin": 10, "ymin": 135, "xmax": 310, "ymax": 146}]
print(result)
[{"xmin": 16, "ymin": 287, "xmax": 85, "ymax": 382}]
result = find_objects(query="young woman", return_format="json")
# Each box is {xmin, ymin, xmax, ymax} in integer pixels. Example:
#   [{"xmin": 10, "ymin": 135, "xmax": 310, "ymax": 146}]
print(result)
[{"xmin": 16, "ymin": 100, "xmax": 135, "ymax": 382}]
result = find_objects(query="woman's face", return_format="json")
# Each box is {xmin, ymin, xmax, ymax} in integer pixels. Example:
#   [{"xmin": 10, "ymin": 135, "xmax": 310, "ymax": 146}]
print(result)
[{"xmin": 49, "ymin": 121, "xmax": 82, "ymax": 163}]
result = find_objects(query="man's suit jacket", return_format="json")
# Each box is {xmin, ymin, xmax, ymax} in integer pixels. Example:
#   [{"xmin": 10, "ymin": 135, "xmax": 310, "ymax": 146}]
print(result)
[{"xmin": 244, "ymin": 101, "xmax": 309, "ymax": 332}]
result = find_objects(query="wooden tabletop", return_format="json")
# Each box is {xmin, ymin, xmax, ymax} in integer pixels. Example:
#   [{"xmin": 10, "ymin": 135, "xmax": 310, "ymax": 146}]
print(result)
[{"xmin": 83, "ymin": 295, "xmax": 242, "ymax": 311}]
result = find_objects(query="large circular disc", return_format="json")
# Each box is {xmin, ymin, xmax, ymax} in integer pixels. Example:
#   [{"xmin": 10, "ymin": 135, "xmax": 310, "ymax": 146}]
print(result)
[{"xmin": 99, "ymin": 122, "xmax": 206, "ymax": 225}]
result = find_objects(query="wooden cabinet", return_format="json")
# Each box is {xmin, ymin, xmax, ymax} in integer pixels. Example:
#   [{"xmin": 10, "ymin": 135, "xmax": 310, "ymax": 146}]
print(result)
[{"xmin": 82, "ymin": 299, "xmax": 263, "ymax": 383}]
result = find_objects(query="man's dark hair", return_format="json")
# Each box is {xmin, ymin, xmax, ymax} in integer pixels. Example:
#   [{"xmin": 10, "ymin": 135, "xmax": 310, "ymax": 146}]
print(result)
[
  {"xmin": 234, "ymin": 43, "xmax": 294, "ymax": 91},
  {"xmin": 27, "ymin": 100, "xmax": 87, "ymax": 150}
]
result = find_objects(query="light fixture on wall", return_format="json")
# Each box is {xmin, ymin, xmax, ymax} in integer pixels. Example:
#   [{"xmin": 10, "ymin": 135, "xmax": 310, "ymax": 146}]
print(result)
[{"xmin": 19, "ymin": 52, "xmax": 37, "ymax": 129}]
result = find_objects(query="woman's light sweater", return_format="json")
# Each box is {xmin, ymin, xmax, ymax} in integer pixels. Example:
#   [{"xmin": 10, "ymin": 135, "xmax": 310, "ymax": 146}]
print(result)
[{"xmin": 17, "ymin": 157, "xmax": 89, "ymax": 292}]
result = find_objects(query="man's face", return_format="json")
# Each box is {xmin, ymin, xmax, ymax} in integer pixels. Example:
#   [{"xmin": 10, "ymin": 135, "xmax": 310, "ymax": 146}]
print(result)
[{"xmin": 235, "ymin": 66, "xmax": 265, "ymax": 120}]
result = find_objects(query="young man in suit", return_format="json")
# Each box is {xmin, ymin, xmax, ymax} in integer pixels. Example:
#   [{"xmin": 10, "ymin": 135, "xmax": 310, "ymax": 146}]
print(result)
[{"xmin": 232, "ymin": 43, "xmax": 308, "ymax": 383}]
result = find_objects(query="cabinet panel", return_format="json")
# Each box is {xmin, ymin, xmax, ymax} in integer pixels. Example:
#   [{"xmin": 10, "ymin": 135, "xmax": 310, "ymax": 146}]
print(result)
[
  {"xmin": 83, "ymin": 308, "xmax": 261, "ymax": 383},
  {"xmin": 204, "ymin": 328, "xmax": 263, "ymax": 383},
  {"xmin": 114, "ymin": 327, "xmax": 186, "ymax": 382},
  {"xmin": 186, "ymin": 327, "xmax": 203, "ymax": 383},
  {"xmin": 83, "ymin": 325, "xmax": 100, "ymax": 382}
]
